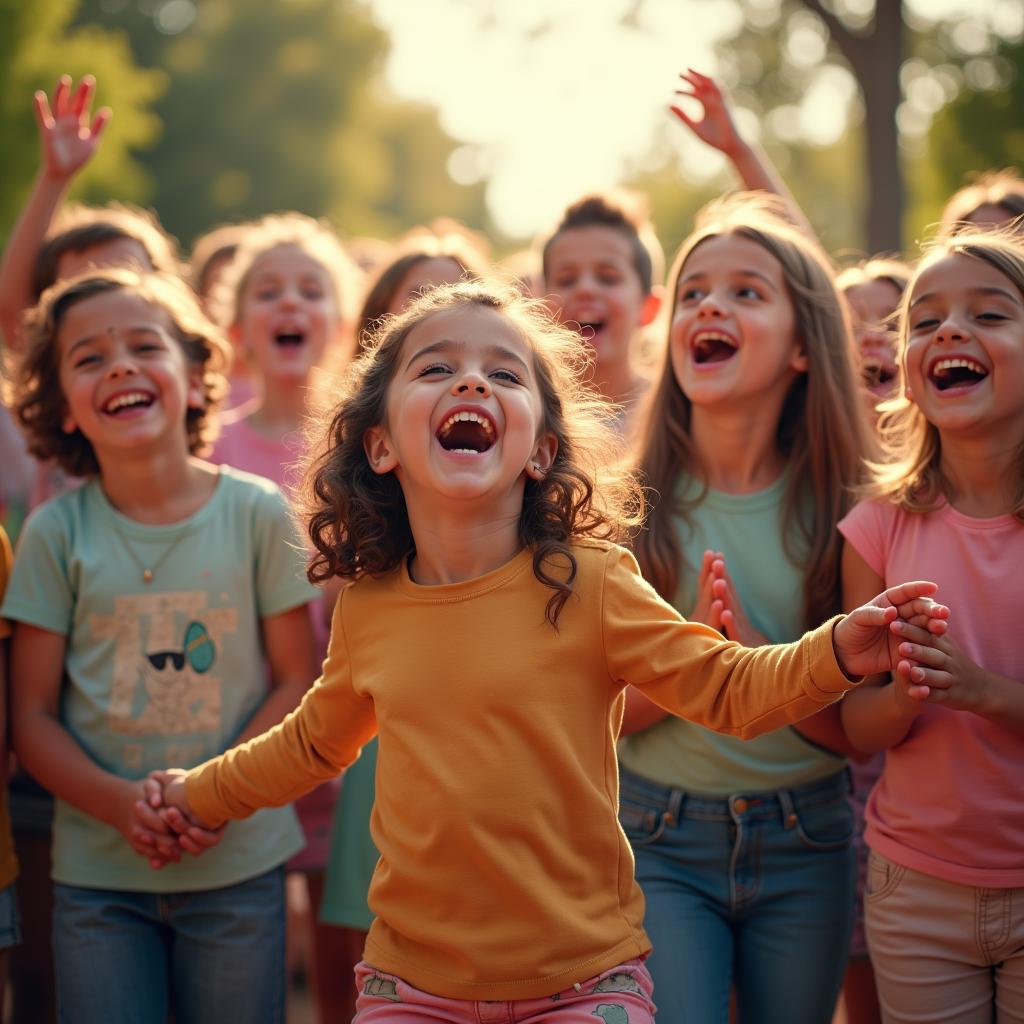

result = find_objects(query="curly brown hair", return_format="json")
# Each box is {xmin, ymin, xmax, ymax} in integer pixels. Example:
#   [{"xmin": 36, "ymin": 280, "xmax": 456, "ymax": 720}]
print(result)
[
  {"xmin": 8, "ymin": 269, "xmax": 231, "ymax": 479},
  {"xmin": 299, "ymin": 280, "xmax": 643, "ymax": 625}
]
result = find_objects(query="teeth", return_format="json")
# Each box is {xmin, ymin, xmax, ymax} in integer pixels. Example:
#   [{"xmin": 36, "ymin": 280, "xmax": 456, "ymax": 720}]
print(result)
[
  {"xmin": 438, "ymin": 411, "xmax": 495, "ymax": 437},
  {"xmin": 104, "ymin": 392, "xmax": 151, "ymax": 412},
  {"xmin": 692, "ymin": 331, "xmax": 736, "ymax": 346},
  {"xmin": 932, "ymin": 357, "xmax": 986, "ymax": 375}
]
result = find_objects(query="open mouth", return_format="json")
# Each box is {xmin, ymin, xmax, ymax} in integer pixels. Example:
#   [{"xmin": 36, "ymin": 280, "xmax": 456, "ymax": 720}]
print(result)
[
  {"xmin": 436, "ymin": 410, "xmax": 496, "ymax": 454},
  {"xmin": 928, "ymin": 356, "xmax": 988, "ymax": 392},
  {"xmin": 274, "ymin": 329, "xmax": 305, "ymax": 348},
  {"xmin": 102, "ymin": 391, "xmax": 155, "ymax": 415},
  {"xmin": 576, "ymin": 319, "xmax": 606, "ymax": 340},
  {"xmin": 691, "ymin": 331, "xmax": 738, "ymax": 365},
  {"xmin": 862, "ymin": 361, "xmax": 897, "ymax": 391}
]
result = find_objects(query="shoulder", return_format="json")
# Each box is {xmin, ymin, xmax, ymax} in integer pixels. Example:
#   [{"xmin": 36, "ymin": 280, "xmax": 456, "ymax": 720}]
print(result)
[
  {"xmin": 839, "ymin": 496, "xmax": 901, "ymax": 536},
  {"xmin": 18, "ymin": 480, "xmax": 96, "ymax": 544}
]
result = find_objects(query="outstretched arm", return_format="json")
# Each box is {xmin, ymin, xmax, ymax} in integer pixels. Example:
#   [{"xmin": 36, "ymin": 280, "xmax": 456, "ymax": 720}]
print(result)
[
  {"xmin": 0, "ymin": 75, "xmax": 110, "ymax": 348},
  {"xmin": 671, "ymin": 69, "xmax": 816, "ymax": 239}
]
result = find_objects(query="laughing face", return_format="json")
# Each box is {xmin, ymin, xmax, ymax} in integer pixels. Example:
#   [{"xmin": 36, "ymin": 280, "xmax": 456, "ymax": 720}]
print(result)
[
  {"xmin": 845, "ymin": 278, "xmax": 902, "ymax": 401},
  {"xmin": 669, "ymin": 233, "xmax": 807, "ymax": 410},
  {"xmin": 363, "ymin": 304, "xmax": 556, "ymax": 515},
  {"xmin": 904, "ymin": 253, "xmax": 1024, "ymax": 439},
  {"xmin": 543, "ymin": 226, "xmax": 653, "ymax": 370},
  {"xmin": 235, "ymin": 244, "xmax": 340, "ymax": 380},
  {"xmin": 57, "ymin": 288, "xmax": 202, "ymax": 463}
]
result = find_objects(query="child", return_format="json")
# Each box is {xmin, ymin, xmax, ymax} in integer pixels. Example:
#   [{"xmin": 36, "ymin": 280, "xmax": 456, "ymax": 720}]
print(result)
[
  {"xmin": 208, "ymin": 211, "xmax": 360, "ymax": 1021},
  {"xmin": 0, "ymin": 526, "xmax": 22, "ymax": 1002},
  {"xmin": 615, "ymin": 194, "xmax": 873, "ymax": 1023},
  {"xmin": 145, "ymin": 280, "xmax": 946, "ymax": 1020},
  {"xmin": 318, "ymin": 233, "xmax": 486, "ymax": 1021},
  {"xmin": 540, "ymin": 190, "xmax": 663, "ymax": 432},
  {"xmin": 2, "ymin": 268, "xmax": 317, "ymax": 1022},
  {"xmin": 939, "ymin": 169, "xmax": 1024, "ymax": 235},
  {"xmin": 838, "ymin": 228, "xmax": 1024, "ymax": 1023},
  {"xmin": 837, "ymin": 259, "xmax": 910, "ymax": 414}
]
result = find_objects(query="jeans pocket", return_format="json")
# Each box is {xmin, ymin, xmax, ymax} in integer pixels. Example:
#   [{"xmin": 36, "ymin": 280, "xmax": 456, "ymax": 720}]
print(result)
[
  {"xmin": 793, "ymin": 793, "xmax": 854, "ymax": 851},
  {"xmin": 864, "ymin": 850, "xmax": 905, "ymax": 904},
  {"xmin": 618, "ymin": 797, "xmax": 668, "ymax": 848}
]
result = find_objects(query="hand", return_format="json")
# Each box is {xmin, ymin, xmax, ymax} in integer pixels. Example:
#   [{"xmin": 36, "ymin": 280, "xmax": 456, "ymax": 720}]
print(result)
[
  {"xmin": 832, "ymin": 581, "xmax": 949, "ymax": 679},
  {"xmin": 892, "ymin": 632, "xmax": 986, "ymax": 712},
  {"xmin": 670, "ymin": 69, "xmax": 745, "ymax": 159},
  {"xmin": 144, "ymin": 769, "xmax": 225, "ymax": 857},
  {"xmin": 33, "ymin": 75, "xmax": 111, "ymax": 182},
  {"xmin": 117, "ymin": 779, "xmax": 182, "ymax": 870},
  {"xmin": 690, "ymin": 550, "xmax": 726, "ymax": 633},
  {"xmin": 711, "ymin": 560, "xmax": 768, "ymax": 647}
]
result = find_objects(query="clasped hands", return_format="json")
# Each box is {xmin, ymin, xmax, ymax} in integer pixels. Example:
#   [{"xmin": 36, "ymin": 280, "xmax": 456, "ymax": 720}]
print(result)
[{"xmin": 126, "ymin": 770, "xmax": 221, "ymax": 870}]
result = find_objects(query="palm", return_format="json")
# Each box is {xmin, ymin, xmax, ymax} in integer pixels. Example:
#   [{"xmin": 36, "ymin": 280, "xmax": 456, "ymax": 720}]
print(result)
[{"xmin": 34, "ymin": 76, "xmax": 109, "ymax": 180}]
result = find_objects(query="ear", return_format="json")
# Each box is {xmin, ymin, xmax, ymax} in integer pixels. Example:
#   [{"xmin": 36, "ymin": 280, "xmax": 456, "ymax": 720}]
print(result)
[
  {"xmin": 363, "ymin": 425, "xmax": 399, "ymax": 475},
  {"xmin": 789, "ymin": 339, "xmax": 809, "ymax": 375},
  {"xmin": 639, "ymin": 286, "xmax": 663, "ymax": 328},
  {"xmin": 186, "ymin": 365, "xmax": 205, "ymax": 411},
  {"xmin": 61, "ymin": 406, "xmax": 78, "ymax": 435},
  {"xmin": 525, "ymin": 431, "xmax": 558, "ymax": 481}
]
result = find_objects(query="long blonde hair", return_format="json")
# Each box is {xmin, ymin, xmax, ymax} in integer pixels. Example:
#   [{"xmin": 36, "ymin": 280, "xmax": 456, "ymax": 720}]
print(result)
[
  {"xmin": 634, "ymin": 194, "xmax": 872, "ymax": 626},
  {"xmin": 865, "ymin": 229, "xmax": 1024, "ymax": 521}
]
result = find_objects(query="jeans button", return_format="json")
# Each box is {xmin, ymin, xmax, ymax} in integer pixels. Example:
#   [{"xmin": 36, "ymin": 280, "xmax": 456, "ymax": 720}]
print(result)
[{"xmin": 733, "ymin": 797, "xmax": 748, "ymax": 814}]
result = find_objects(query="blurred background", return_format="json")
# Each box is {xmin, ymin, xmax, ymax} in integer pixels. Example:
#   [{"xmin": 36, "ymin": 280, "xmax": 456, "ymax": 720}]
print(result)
[{"xmin": 1, "ymin": 0, "xmax": 1021, "ymax": 262}]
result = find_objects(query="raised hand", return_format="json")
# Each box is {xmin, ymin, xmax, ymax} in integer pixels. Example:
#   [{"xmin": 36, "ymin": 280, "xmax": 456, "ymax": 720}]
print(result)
[
  {"xmin": 670, "ymin": 69, "xmax": 745, "ymax": 158},
  {"xmin": 33, "ymin": 74, "xmax": 111, "ymax": 182},
  {"xmin": 832, "ymin": 581, "xmax": 949, "ymax": 680}
]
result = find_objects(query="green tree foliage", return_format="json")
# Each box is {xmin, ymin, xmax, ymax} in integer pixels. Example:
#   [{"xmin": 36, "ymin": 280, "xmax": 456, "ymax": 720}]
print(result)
[
  {"xmin": 72, "ymin": 0, "xmax": 488, "ymax": 249},
  {"xmin": 0, "ymin": 0, "xmax": 164, "ymax": 236}
]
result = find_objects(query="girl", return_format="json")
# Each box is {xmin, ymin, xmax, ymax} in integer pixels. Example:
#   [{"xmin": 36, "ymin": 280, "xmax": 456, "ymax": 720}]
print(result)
[
  {"xmin": 145, "ymin": 280, "xmax": 945, "ymax": 1021},
  {"xmin": 617, "ymin": 194, "xmax": 874, "ymax": 1023},
  {"xmin": 318, "ymin": 233, "xmax": 485, "ymax": 1022},
  {"xmin": 838, "ymin": 229, "xmax": 1024, "ymax": 1024},
  {"xmin": 939, "ymin": 169, "xmax": 1024, "ymax": 235},
  {"xmin": 209, "ymin": 211, "xmax": 360, "ymax": 1022},
  {"xmin": 2, "ymin": 268, "xmax": 317, "ymax": 1023}
]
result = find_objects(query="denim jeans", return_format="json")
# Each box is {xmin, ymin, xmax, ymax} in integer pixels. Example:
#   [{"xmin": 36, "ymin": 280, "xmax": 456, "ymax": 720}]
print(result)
[
  {"xmin": 53, "ymin": 867, "xmax": 285, "ymax": 1024},
  {"xmin": 619, "ymin": 766, "xmax": 855, "ymax": 1024}
]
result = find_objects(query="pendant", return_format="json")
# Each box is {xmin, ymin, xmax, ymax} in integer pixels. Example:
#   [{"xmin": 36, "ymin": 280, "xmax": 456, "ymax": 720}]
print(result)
[{"xmin": 142, "ymin": 569, "xmax": 154, "ymax": 583}]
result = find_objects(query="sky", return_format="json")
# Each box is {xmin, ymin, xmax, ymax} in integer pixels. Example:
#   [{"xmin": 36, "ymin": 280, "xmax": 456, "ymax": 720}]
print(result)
[{"xmin": 367, "ymin": 0, "xmax": 1021, "ymax": 238}]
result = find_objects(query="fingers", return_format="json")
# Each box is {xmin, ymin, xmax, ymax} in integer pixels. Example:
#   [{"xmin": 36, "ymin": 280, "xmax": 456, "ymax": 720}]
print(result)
[
  {"xmin": 178, "ymin": 824, "xmax": 224, "ymax": 856},
  {"xmin": 53, "ymin": 75, "xmax": 71, "ymax": 117},
  {"xmin": 889, "ymin": 620, "xmax": 943, "ymax": 646},
  {"xmin": 897, "ymin": 642, "xmax": 951, "ymax": 675},
  {"xmin": 882, "ymin": 581, "xmax": 938, "ymax": 606},
  {"xmin": 70, "ymin": 75, "xmax": 95, "ymax": 118},
  {"xmin": 133, "ymin": 798, "xmax": 171, "ymax": 836},
  {"xmin": 90, "ymin": 107, "xmax": 112, "ymax": 140},
  {"xmin": 33, "ymin": 91, "xmax": 54, "ymax": 131}
]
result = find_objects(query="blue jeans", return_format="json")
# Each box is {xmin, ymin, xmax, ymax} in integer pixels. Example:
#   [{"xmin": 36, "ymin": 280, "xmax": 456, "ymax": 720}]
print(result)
[
  {"xmin": 619, "ymin": 766, "xmax": 855, "ymax": 1024},
  {"xmin": 53, "ymin": 867, "xmax": 285, "ymax": 1024}
]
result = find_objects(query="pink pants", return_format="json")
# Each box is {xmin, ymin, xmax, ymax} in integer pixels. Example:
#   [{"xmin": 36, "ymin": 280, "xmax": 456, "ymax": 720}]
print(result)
[
  {"xmin": 865, "ymin": 850, "xmax": 1024, "ymax": 1023},
  {"xmin": 353, "ymin": 957, "xmax": 656, "ymax": 1023}
]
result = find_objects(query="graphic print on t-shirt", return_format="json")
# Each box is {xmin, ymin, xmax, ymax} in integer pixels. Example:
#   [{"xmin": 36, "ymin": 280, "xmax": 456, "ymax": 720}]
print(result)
[{"xmin": 92, "ymin": 591, "xmax": 238, "ymax": 760}]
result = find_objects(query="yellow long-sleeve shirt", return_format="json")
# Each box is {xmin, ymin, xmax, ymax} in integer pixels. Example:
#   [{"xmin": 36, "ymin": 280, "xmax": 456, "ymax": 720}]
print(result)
[{"xmin": 186, "ymin": 540, "xmax": 854, "ymax": 999}]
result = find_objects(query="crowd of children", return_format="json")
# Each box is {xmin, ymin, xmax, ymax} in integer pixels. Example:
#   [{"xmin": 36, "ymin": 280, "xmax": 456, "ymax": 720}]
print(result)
[{"xmin": 0, "ymin": 69, "xmax": 1020, "ymax": 1024}]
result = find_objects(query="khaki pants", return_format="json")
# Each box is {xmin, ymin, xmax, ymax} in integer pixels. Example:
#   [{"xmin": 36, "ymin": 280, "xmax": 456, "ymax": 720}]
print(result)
[{"xmin": 865, "ymin": 849, "xmax": 1024, "ymax": 1023}]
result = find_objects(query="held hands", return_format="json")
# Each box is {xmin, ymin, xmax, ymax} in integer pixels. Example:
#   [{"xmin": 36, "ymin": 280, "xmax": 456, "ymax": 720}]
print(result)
[
  {"xmin": 125, "ymin": 769, "xmax": 224, "ymax": 869},
  {"xmin": 670, "ymin": 69, "xmax": 745, "ymax": 159},
  {"xmin": 892, "ymin": 631, "xmax": 987, "ymax": 713},
  {"xmin": 832, "ymin": 581, "xmax": 949, "ymax": 681},
  {"xmin": 34, "ymin": 75, "xmax": 111, "ymax": 182}
]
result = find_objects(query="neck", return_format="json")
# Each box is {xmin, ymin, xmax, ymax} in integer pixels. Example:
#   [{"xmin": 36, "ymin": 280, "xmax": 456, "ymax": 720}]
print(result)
[
  {"xmin": 689, "ymin": 399, "xmax": 787, "ymax": 493},
  {"xmin": 97, "ymin": 447, "xmax": 216, "ymax": 524},
  {"xmin": 404, "ymin": 496, "xmax": 524, "ymax": 586},
  {"xmin": 588, "ymin": 357, "xmax": 644, "ymax": 411},
  {"xmin": 939, "ymin": 431, "xmax": 1020, "ymax": 517},
  {"xmin": 249, "ymin": 376, "xmax": 310, "ymax": 435}
]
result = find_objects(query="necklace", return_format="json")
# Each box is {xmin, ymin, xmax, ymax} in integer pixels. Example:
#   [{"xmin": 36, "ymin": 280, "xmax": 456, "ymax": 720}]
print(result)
[{"xmin": 110, "ymin": 521, "xmax": 191, "ymax": 584}]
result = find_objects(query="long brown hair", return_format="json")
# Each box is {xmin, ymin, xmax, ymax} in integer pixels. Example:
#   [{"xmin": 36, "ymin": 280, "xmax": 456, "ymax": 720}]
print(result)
[
  {"xmin": 299, "ymin": 281, "xmax": 642, "ymax": 625},
  {"xmin": 634, "ymin": 194, "xmax": 872, "ymax": 627},
  {"xmin": 865, "ymin": 229, "xmax": 1024, "ymax": 521}
]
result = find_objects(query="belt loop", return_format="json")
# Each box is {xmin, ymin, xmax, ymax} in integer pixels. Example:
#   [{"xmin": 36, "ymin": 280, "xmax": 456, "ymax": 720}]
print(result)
[
  {"xmin": 665, "ymin": 786, "xmax": 684, "ymax": 827},
  {"xmin": 778, "ymin": 788, "xmax": 798, "ymax": 830}
]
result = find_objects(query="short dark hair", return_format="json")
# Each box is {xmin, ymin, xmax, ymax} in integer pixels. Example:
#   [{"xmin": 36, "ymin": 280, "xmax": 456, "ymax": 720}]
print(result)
[{"xmin": 541, "ymin": 191, "xmax": 661, "ymax": 294}]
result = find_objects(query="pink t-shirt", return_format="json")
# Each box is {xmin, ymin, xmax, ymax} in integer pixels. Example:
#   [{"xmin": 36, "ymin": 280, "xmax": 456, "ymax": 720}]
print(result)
[{"xmin": 839, "ymin": 498, "xmax": 1024, "ymax": 888}]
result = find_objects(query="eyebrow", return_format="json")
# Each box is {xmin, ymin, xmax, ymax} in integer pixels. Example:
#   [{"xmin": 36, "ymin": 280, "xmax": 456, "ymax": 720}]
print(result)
[
  {"xmin": 64, "ymin": 326, "xmax": 162, "ymax": 359},
  {"xmin": 404, "ymin": 339, "xmax": 531, "ymax": 374},
  {"xmin": 679, "ymin": 268, "xmax": 778, "ymax": 292},
  {"xmin": 910, "ymin": 286, "xmax": 1022, "ymax": 310}
]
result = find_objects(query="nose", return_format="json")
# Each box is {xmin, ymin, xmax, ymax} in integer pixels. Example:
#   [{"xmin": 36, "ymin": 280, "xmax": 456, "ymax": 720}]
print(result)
[
  {"xmin": 696, "ymin": 292, "xmax": 726, "ymax": 318},
  {"xmin": 935, "ymin": 316, "xmax": 968, "ymax": 344},
  {"xmin": 452, "ymin": 370, "xmax": 491, "ymax": 397},
  {"xmin": 106, "ymin": 350, "xmax": 139, "ymax": 379}
]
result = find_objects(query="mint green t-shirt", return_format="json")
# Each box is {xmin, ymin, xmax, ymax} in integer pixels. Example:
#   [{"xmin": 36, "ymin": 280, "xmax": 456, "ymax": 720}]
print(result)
[
  {"xmin": 2, "ymin": 467, "xmax": 310, "ymax": 891},
  {"xmin": 617, "ymin": 473, "xmax": 844, "ymax": 795}
]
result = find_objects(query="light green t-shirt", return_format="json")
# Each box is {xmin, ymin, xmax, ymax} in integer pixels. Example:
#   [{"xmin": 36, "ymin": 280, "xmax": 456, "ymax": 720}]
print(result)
[
  {"xmin": 618, "ymin": 473, "xmax": 844, "ymax": 795},
  {"xmin": 2, "ymin": 467, "xmax": 310, "ymax": 891}
]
